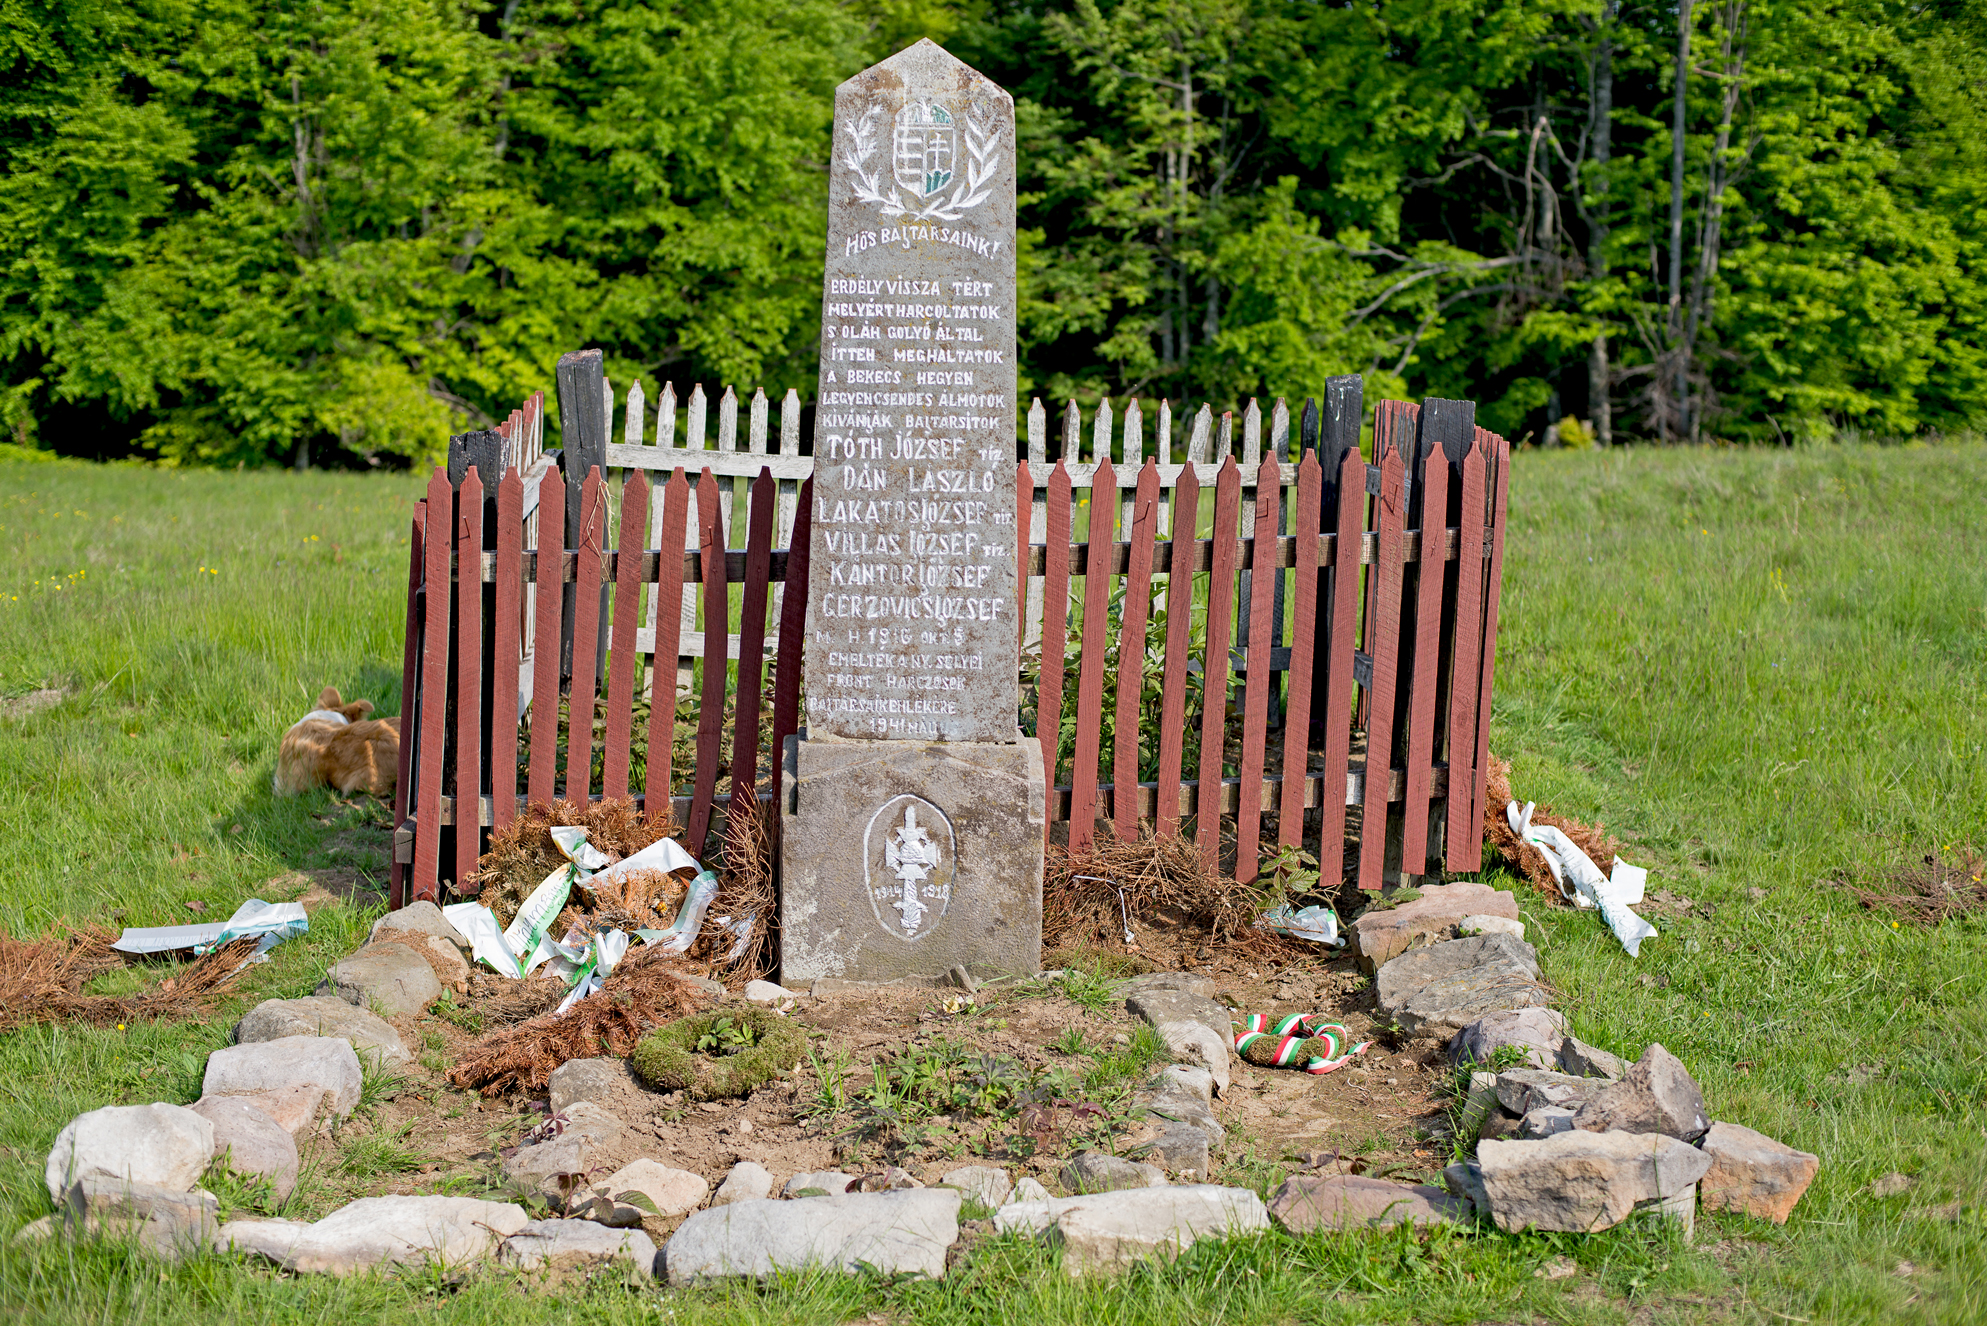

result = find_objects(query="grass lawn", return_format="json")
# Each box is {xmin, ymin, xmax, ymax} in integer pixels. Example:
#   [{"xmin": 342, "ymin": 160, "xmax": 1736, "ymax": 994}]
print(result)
[{"xmin": 0, "ymin": 441, "xmax": 1983, "ymax": 1323}]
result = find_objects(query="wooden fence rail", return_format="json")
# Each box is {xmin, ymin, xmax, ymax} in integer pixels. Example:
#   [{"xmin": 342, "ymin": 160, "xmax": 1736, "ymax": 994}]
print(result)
[{"xmin": 391, "ymin": 369, "xmax": 1509, "ymax": 914}]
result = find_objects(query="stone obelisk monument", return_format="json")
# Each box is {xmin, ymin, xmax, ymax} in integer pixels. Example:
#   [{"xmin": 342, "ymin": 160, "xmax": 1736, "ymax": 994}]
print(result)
[{"xmin": 779, "ymin": 40, "xmax": 1044, "ymax": 984}]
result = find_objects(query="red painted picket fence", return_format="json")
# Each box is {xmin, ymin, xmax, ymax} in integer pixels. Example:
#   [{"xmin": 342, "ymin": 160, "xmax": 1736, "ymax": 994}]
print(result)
[{"xmin": 390, "ymin": 377, "xmax": 1509, "ymax": 908}]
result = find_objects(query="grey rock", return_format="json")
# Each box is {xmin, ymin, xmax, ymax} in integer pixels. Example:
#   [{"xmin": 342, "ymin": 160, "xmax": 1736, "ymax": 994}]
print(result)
[
  {"xmin": 680, "ymin": 975, "xmax": 727, "ymax": 997},
  {"xmin": 1375, "ymin": 934, "xmax": 1550, "ymax": 1036},
  {"xmin": 318, "ymin": 944, "xmax": 442, "ymax": 1017},
  {"xmin": 12, "ymin": 1215, "xmax": 55, "ymax": 1246},
  {"xmin": 1149, "ymin": 1020, "xmax": 1232, "ymax": 1094},
  {"xmin": 940, "ymin": 1165, "xmax": 1013, "ymax": 1208},
  {"xmin": 202, "ymin": 1036, "xmax": 362, "ymax": 1119},
  {"xmin": 588, "ymin": 1160, "xmax": 707, "ymax": 1223},
  {"xmin": 547, "ymin": 1058, "xmax": 634, "ymax": 1113},
  {"xmin": 218, "ymin": 1195, "xmax": 529, "ymax": 1275},
  {"xmin": 1012, "ymin": 1177, "xmax": 1052, "ymax": 1203},
  {"xmin": 743, "ymin": 980, "xmax": 799, "ymax": 1004},
  {"xmin": 713, "ymin": 1161, "xmax": 775, "ymax": 1207},
  {"xmin": 190, "ymin": 1097, "xmax": 300, "ymax": 1201},
  {"xmin": 503, "ymin": 1218, "xmax": 656, "ymax": 1278},
  {"xmin": 1518, "ymin": 1106, "xmax": 1578, "ymax": 1140},
  {"xmin": 63, "ymin": 1176, "xmax": 219, "ymax": 1262},
  {"xmin": 235, "ymin": 997, "xmax": 410, "ymax": 1066},
  {"xmin": 1146, "ymin": 1064, "xmax": 1216, "ymax": 1102},
  {"xmin": 663, "ymin": 1189, "xmax": 962, "ymax": 1284},
  {"xmin": 1457, "ymin": 914, "xmax": 1524, "ymax": 941},
  {"xmin": 1571, "ymin": 1044, "xmax": 1709, "ymax": 1141},
  {"xmin": 780, "ymin": 737, "xmax": 1044, "ymax": 985},
  {"xmin": 1557, "ymin": 1037, "xmax": 1629, "ymax": 1081},
  {"xmin": 44, "ymin": 1103, "xmax": 214, "ymax": 1204},
  {"xmin": 1442, "ymin": 1161, "xmax": 1488, "ymax": 1215},
  {"xmin": 1267, "ymin": 1175, "xmax": 1471, "ymax": 1232},
  {"xmin": 1639, "ymin": 1183, "xmax": 1697, "ymax": 1240},
  {"xmin": 783, "ymin": 1171, "xmax": 859, "ymax": 1198},
  {"xmin": 1698, "ymin": 1121, "xmax": 1819, "ymax": 1224},
  {"xmin": 1125, "ymin": 989, "xmax": 1235, "ymax": 1046},
  {"xmin": 1476, "ymin": 1130, "xmax": 1713, "ymax": 1233},
  {"xmin": 503, "ymin": 1103, "xmax": 631, "ymax": 1204},
  {"xmin": 1494, "ymin": 1068, "xmax": 1609, "ymax": 1116},
  {"xmin": 369, "ymin": 900, "xmax": 469, "ymax": 950},
  {"xmin": 1128, "ymin": 1123, "xmax": 1210, "ymax": 1179},
  {"xmin": 993, "ymin": 1184, "xmax": 1268, "ymax": 1277},
  {"xmin": 1350, "ymin": 881, "xmax": 1522, "ymax": 971},
  {"xmin": 1060, "ymin": 1151, "xmax": 1168, "ymax": 1195},
  {"xmin": 1123, "ymin": 973, "xmax": 1218, "ymax": 1000},
  {"xmin": 1448, "ymin": 1008, "xmax": 1568, "ymax": 1071},
  {"xmin": 192, "ymin": 1088, "xmax": 330, "ymax": 1139}
]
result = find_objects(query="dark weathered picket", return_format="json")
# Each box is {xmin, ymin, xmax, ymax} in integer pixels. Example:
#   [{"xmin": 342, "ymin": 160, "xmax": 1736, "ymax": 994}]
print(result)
[{"xmin": 395, "ymin": 381, "xmax": 1513, "ymax": 905}]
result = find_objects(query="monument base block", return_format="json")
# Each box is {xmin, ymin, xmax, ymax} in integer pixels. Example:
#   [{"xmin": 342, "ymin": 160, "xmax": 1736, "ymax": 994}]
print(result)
[{"xmin": 779, "ymin": 732, "xmax": 1044, "ymax": 985}]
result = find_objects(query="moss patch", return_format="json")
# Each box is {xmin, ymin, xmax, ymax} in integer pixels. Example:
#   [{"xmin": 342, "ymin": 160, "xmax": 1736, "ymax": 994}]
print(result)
[{"xmin": 629, "ymin": 1005, "xmax": 807, "ymax": 1101}]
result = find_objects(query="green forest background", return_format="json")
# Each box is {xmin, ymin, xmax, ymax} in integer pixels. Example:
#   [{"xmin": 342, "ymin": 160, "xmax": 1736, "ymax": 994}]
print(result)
[{"xmin": 2, "ymin": 0, "xmax": 1982, "ymax": 466}]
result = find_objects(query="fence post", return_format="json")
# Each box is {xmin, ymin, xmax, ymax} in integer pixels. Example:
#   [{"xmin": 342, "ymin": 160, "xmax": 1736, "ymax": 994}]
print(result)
[{"xmin": 556, "ymin": 348, "xmax": 607, "ymax": 685}]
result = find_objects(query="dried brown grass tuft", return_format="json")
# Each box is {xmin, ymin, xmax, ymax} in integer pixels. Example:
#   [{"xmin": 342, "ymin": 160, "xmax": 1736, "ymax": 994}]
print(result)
[
  {"xmin": 705, "ymin": 792, "xmax": 776, "ymax": 980},
  {"xmin": 446, "ymin": 945, "xmax": 713, "ymax": 1096},
  {"xmin": 1044, "ymin": 825, "xmax": 1312, "ymax": 964},
  {"xmin": 470, "ymin": 798, "xmax": 684, "ymax": 928},
  {"xmin": 1482, "ymin": 754, "xmax": 1622, "ymax": 899},
  {"xmin": 1839, "ymin": 848, "xmax": 1987, "ymax": 925},
  {"xmin": 0, "ymin": 927, "xmax": 256, "ymax": 1032}
]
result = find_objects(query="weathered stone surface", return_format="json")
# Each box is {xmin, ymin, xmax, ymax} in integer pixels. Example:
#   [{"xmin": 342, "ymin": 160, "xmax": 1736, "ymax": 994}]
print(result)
[
  {"xmin": 12, "ymin": 1215, "xmax": 55, "ymax": 1245},
  {"xmin": 1640, "ymin": 1183, "xmax": 1697, "ymax": 1240},
  {"xmin": 398, "ymin": 932, "xmax": 470, "ymax": 992},
  {"xmin": 235, "ymin": 996, "xmax": 411, "ymax": 1065},
  {"xmin": 1699, "ymin": 1121, "xmax": 1819, "ymax": 1224},
  {"xmin": 190, "ymin": 1097, "xmax": 299, "ymax": 1201},
  {"xmin": 803, "ymin": 40, "xmax": 1020, "ymax": 746},
  {"xmin": 744, "ymin": 980, "xmax": 799, "ymax": 1004},
  {"xmin": 1149, "ymin": 1020, "xmax": 1232, "ymax": 1094},
  {"xmin": 44, "ymin": 1104, "xmax": 214, "ymax": 1204},
  {"xmin": 1557, "ymin": 1037, "xmax": 1628, "ymax": 1081},
  {"xmin": 1457, "ymin": 914, "xmax": 1525, "ymax": 941},
  {"xmin": 780, "ymin": 737, "xmax": 1044, "ymax": 984},
  {"xmin": 218, "ymin": 1196, "xmax": 529, "ymax": 1275},
  {"xmin": 1061, "ymin": 1152, "xmax": 1167, "ymax": 1195},
  {"xmin": 713, "ymin": 1161, "xmax": 775, "ymax": 1207},
  {"xmin": 664, "ymin": 1189, "xmax": 961, "ymax": 1284},
  {"xmin": 1476, "ymin": 1130, "xmax": 1713, "ymax": 1233},
  {"xmin": 1495, "ymin": 1068, "xmax": 1609, "ymax": 1116},
  {"xmin": 1124, "ymin": 973, "xmax": 1218, "ymax": 1000},
  {"xmin": 941, "ymin": 1165, "xmax": 1013, "ymax": 1208},
  {"xmin": 318, "ymin": 944, "xmax": 442, "ymax": 1016},
  {"xmin": 369, "ymin": 900, "xmax": 469, "ymax": 950},
  {"xmin": 1375, "ymin": 934, "xmax": 1549, "ymax": 1036},
  {"xmin": 784, "ymin": 1171, "xmax": 859, "ymax": 1198},
  {"xmin": 1518, "ymin": 1106, "xmax": 1578, "ymax": 1139},
  {"xmin": 1012, "ymin": 1176, "xmax": 1052, "ymax": 1203},
  {"xmin": 504, "ymin": 1218, "xmax": 657, "ymax": 1279},
  {"xmin": 1126, "ymin": 989, "xmax": 1234, "ymax": 1045},
  {"xmin": 1571, "ymin": 1044, "xmax": 1709, "ymax": 1141},
  {"xmin": 1351, "ymin": 882, "xmax": 1522, "ymax": 970},
  {"xmin": 1128, "ymin": 1123, "xmax": 1210, "ymax": 1179},
  {"xmin": 1458, "ymin": 1070, "xmax": 1500, "ymax": 1134},
  {"xmin": 1147, "ymin": 1064, "xmax": 1217, "ymax": 1102},
  {"xmin": 203, "ymin": 1036, "xmax": 362, "ymax": 1119},
  {"xmin": 587, "ymin": 1160, "xmax": 708, "ymax": 1225},
  {"xmin": 63, "ymin": 1177, "xmax": 220, "ymax": 1262},
  {"xmin": 1449, "ymin": 1008, "xmax": 1567, "ymax": 1071},
  {"xmin": 547, "ymin": 1058, "xmax": 635, "ymax": 1113},
  {"xmin": 994, "ymin": 1185, "xmax": 1268, "ymax": 1277},
  {"xmin": 1268, "ymin": 1175, "xmax": 1470, "ymax": 1232},
  {"xmin": 1442, "ymin": 1161, "xmax": 1488, "ymax": 1215},
  {"xmin": 198, "ymin": 1087, "xmax": 330, "ymax": 1138}
]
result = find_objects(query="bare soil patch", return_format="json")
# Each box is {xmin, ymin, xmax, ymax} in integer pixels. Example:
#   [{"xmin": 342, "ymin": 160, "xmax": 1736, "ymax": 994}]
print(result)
[{"xmin": 1836, "ymin": 847, "xmax": 1987, "ymax": 925}]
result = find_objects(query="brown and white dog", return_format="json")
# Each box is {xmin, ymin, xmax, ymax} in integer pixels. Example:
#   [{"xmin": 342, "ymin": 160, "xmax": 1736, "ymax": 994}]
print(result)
[{"xmin": 274, "ymin": 686, "xmax": 401, "ymax": 797}]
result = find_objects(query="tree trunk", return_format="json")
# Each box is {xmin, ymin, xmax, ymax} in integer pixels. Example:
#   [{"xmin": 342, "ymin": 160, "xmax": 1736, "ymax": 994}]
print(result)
[
  {"xmin": 1682, "ymin": 2, "xmax": 1747, "ymax": 442},
  {"xmin": 1666, "ymin": 0, "xmax": 1694, "ymax": 441},
  {"xmin": 1589, "ymin": 1, "xmax": 1616, "ymax": 445}
]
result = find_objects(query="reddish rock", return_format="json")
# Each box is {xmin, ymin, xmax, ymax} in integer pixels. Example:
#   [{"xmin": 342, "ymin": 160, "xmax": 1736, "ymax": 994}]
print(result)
[
  {"xmin": 1699, "ymin": 1122, "xmax": 1819, "ymax": 1224},
  {"xmin": 1351, "ymin": 882, "xmax": 1521, "ymax": 971},
  {"xmin": 1267, "ymin": 1175, "xmax": 1472, "ymax": 1232}
]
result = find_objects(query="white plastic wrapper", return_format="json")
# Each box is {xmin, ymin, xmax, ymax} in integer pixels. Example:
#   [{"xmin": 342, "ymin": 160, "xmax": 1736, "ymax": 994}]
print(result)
[
  {"xmin": 442, "ymin": 901, "xmax": 523, "ymax": 978},
  {"xmin": 1507, "ymin": 801, "xmax": 1658, "ymax": 958},
  {"xmin": 584, "ymin": 836, "xmax": 698, "ymax": 891},
  {"xmin": 502, "ymin": 864, "xmax": 576, "ymax": 976}
]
